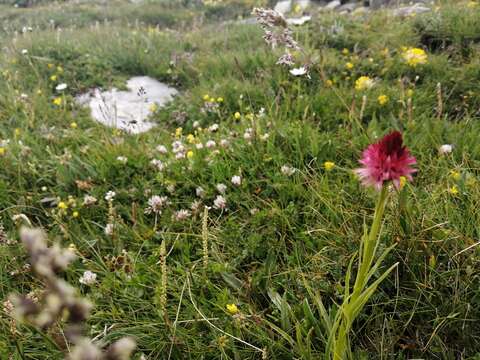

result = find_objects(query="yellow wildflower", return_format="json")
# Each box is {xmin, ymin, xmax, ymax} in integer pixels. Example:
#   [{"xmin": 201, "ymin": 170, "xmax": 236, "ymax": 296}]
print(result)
[
  {"xmin": 203, "ymin": 94, "xmax": 210, "ymax": 101},
  {"xmin": 216, "ymin": 97, "xmax": 224, "ymax": 103},
  {"xmin": 72, "ymin": 211, "xmax": 79, "ymax": 218},
  {"xmin": 70, "ymin": 122, "xmax": 78, "ymax": 129},
  {"xmin": 450, "ymin": 170, "xmax": 461, "ymax": 181},
  {"xmin": 324, "ymin": 161, "xmax": 335, "ymax": 171},
  {"xmin": 234, "ymin": 112, "xmax": 241, "ymax": 120},
  {"xmin": 187, "ymin": 150, "xmax": 194, "ymax": 159},
  {"xmin": 406, "ymin": 89, "xmax": 414, "ymax": 98},
  {"xmin": 326, "ymin": 79, "xmax": 333, "ymax": 87},
  {"xmin": 345, "ymin": 62, "xmax": 354, "ymax": 70},
  {"xmin": 0, "ymin": 148, "xmax": 6, "ymax": 156},
  {"xmin": 355, "ymin": 76, "xmax": 374, "ymax": 91},
  {"xmin": 226, "ymin": 303, "xmax": 239, "ymax": 315},
  {"xmin": 149, "ymin": 103, "xmax": 158, "ymax": 113},
  {"xmin": 342, "ymin": 48, "xmax": 350, "ymax": 55},
  {"xmin": 47, "ymin": 63, "xmax": 54, "ymax": 69},
  {"xmin": 399, "ymin": 176, "xmax": 407, "ymax": 190},
  {"xmin": 175, "ymin": 127, "xmax": 182, "ymax": 138},
  {"xmin": 50, "ymin": 75, "xmax": 57, "ymax": 82},
  {"xmin": 449, "ymin": 185, "xmax": 459, "ymax": 195},
  {"xmin": 57, "ymin": 66, "xmax": 63, "ymax": 73},
  {"xmin": 14, "ymin": 128, "xmax": 21, "ymax": 137},
  {"xmin": 402, "ymin": 47, "xmax": 428, "ymax": 67},
  {"xmin": 58, "ymin": 201, "xmax": 68, "ymax": 210},
  {"xmin": 53, "ymin": 97, "xmax": 62, "ymax": 106},
  {"xmin": 378, "ymin": 95, "xmax": 389, "ymax": 105}
]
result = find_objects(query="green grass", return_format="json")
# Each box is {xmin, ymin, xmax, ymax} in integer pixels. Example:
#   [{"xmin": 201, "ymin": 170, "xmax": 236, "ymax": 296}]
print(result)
[{"xmin": 1, "ymin": 0, "xmax": 480, "ymax": 359}]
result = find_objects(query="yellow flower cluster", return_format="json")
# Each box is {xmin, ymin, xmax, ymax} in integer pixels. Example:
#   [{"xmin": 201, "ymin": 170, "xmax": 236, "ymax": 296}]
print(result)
[
  {"xmin": 402, "ymin": 47, "xmax": 428, "ymax": 67},
  {"xmin": 355, "ymin": 76, "xmax": 374, "ymax": 91}
]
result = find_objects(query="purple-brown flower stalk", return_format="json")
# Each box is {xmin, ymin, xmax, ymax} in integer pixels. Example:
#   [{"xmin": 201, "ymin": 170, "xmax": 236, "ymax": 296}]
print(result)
[{"xmin": 355, "ymin": 131, "xmax": 416, "ymax": 190}]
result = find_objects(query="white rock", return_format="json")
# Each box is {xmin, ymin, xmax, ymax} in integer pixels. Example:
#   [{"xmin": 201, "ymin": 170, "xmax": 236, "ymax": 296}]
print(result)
[
  {"xmin": 274, "ymin": 0, "xmax": 292, "ymax": 15},
  {"xmin": 324, "ymin": 0, "xmax": 341, "ymax": 10},
  {"xmin": 393, "ymin": 4, "xmax": 431, "ymax": 16},
  {"xmin": 286, "ymin": 16, "xmax": 312, "ymax": 25},
  {"xmin": 76, "ymin": 76, "xmax": 177, "ymax": 134}
]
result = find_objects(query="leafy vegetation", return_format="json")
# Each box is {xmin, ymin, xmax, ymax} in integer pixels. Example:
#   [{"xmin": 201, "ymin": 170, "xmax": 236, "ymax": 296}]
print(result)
[{"xmin": 1, "ymin": 0, "xmax": 480, "ymax": 359}]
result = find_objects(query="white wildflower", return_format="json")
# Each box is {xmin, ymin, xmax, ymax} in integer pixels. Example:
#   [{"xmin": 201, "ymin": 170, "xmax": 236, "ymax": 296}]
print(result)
[
  {"xmin": 79, "ymin": 270, "xmax": 97, "ymax": 286},
  {"xmin": 206, "ymin": 140, "xmax": 216, "ymax": 149},
  {"xmin": 281, "ymin": 165, "xmax": 297, "ymax": 176},
  {"xmin": 83, "ymin": 195, "xmax": 97, "ymax": 206},
  {"xmin": 144, "ymin": 195, "xmax": 168, "ymax": 215},
  {"xmin": 231, "ymin": 175, "xmax": 242, "ymax": 186},
  {"xmin": 289, "ymin": 66, "xmax": 307, "ymax": 76},
  {"xmin": 105, "ymin": 191, "xmax": 116, "ymax": 202},
  {"xmin": 55, "ymin": 83, "xmax": 67, "ymax": 91},
  {"xmin": 196, "ymin": 187, "xmax": 205, "ymax": 198},
  {"xmin": 216, "ymin": 183, "xmax": 227, "ymax": 194},
  {"xmin": 439, "ymin": 144, "xmax": 453, "ymax": 155},
  {"xmin": 173, "ymin": 209, "xmax": 191, "ymax": 221},
  {"xmin": 116, "ymin": 156, "xmax": 128, "ymax": 164},
  {"xmin": 105, "ymin": 223, "xmax": 114, "ymax": 236},
  {"xmin": 156, "ymin": 145, "xmax": 168, "ymax": 154},
  {"xmin": 213, "ymin": 195, "xmax": 227, "ymax": 210},
  {"xmin": 150, "ymin": 159, "xmax": 165, "ymax": 171}
]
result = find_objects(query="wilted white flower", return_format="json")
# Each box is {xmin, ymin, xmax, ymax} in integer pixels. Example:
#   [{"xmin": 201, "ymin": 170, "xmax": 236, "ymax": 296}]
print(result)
[
  {"xmin": 150, "ymin": 159, "xmax": 165, "ymax": 171},
  {"xmin": 116, "ymin": 156, "xmax": 128, "ymax": 164},
  {"xmin": 105, "ymin": 223, "xmax": 114, "ymax": 236},
  {"xmin": 105, "ymin": 191, "xmax": 116, "ymax": 202},
  {"xmin": 144, "ymin": 195, "xmax": 168, "ymax": 215},
  {"xmin": 196, "ymin": 186, "xmax": 205, "ymax": 198},
  {"xmin": 289, "ymin": 66, "xmax": 307, "ymax": 76},
  {"xmin": 243, "ymin": 128, "xmax": 254, "ymax": 140},
  {"xmin": 439, "ymin": 144, "xmax": 453, "ymax": 155},
  {"xmin": 190, "ymin": 200, "xmax": 202, "ymax": 212},
  {"xmin": 231, "ymin": 175, "xmax": 242, "ymax": 186},
  {"xmin": 83, "ymin": 195, "xmax": 97, "ymax": 206},
  {"xmin": 206, "ymin": 140, "xmax": 216, "ymax": 149},
  {"xmin": 213, "ymin": 195, "xmax": 227, "ymax": 210},
  {"xmin": 216, "ymin": 183, "xmax": 227, "ymax": 194},
  {"xmin": 79, "ymin": 270, "xmax": 97, "ymax": 286},
  {"xmin": 219, "ymin": 139, "xmax": 229, "ymax": 148},
  {"xmin": 173, "ymin": 209, "xmax": 191, "ymax": 221},
  {"xmin": 156, "ymin": 145, "xmax": 168, "ymax": 154},
  {"xmin": 281, "ymin": 165, "xmax": 297, "ymax": 176},
  {"xmin": 55, "ymin": 83, "xmax": 67, "ymax": 91},
  {"xmin": 260, "ymin": 133, "xmax": 270, "ymax": 141}
]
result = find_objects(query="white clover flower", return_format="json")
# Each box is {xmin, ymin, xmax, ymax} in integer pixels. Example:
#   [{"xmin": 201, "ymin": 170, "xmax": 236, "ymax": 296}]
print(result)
[
  {"xmin": 83, "ymin": 195, "xmax": 97, "ymax": 206},
  {"xmin": 219, "ymin": 139, "xmax": 229, "ymax": 148},
  {"xmin": 281, "ymin": 165, "xmax": 297, "ymax": 176},
  {"xmin": 156, "ymin": 145, "xmax": 168, "ymax": 154},
  {"xmin": 175, "ymin": 151, "xmax": 186, "ymax": 160},
  {"xmin": 150, "ymin": 159, "xmax": 165, "ymax": 171},
  {"xmin": 172, "ymin": 140, "xmax": 185, "ymax": 154},
  {"xmin": 206, "ymin": 140, "xmax": 216, "ymax": 149},
  {"xmin": 260, "ymin": 133, "xmax": 270, "ymax": 141},
  {"xmin": 79, "ymin": 270, "xmax": 97, "ymax": 286},
  {"xmin": 289, "ymin": 66, "xmax": 307, "ymax": 76},
  {"xmin": 193, "ymin": 121, "xmax": 200, "ymax": 128},
  {"xmin": 116, "ymin": 156, "xmax": 128, "ymax": 164},
  {"xmin": 231, "ymin": 175, "xmax": 242, "ymax": 186},
  {"xmin": 105, "ymin": 191, "xmax": 116, "ymax": 202},
  {"xmin": 145, "ymin": 195, "xmax": 168, "ymax": 215},
  {"xmin": 196, "ymin": 143, "xmax": 204, "ymax": 150},
  {"xmin": 173, "ymin": 209, "xmax": 191, "ymax": 221},
  {"xmin": 213, "ymin": 195, "xmax": 227, "ymax": 210},
  {"xmin": 196, "ymin": 186, "xmax": 205, "ymax": 198},
  {"xmin": 208, "ymin": 123, "xmax": 219, "ymax": 132},
  {"xmin": 55, "ymin": 83, "xmax": 67, "ymax": 91},
  {"xmin": 216, "ymin": 183, "xmax": 227, "ymax": 194},
  {"xmin": 439, "ymin": 144, "xmax": 453, "ymax": 155}
]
